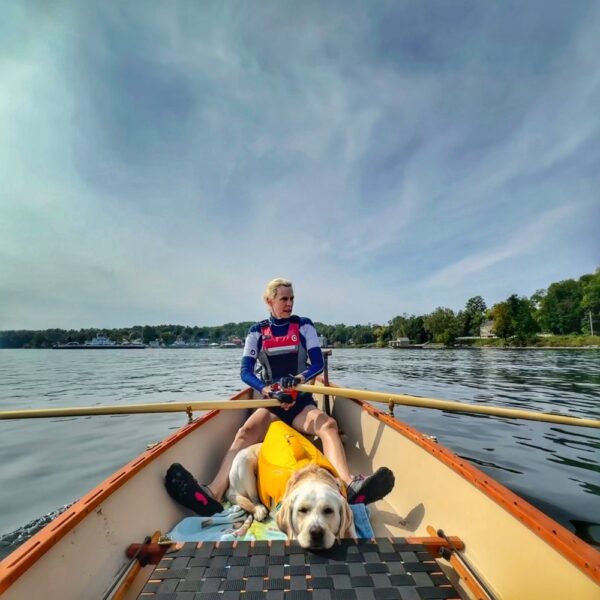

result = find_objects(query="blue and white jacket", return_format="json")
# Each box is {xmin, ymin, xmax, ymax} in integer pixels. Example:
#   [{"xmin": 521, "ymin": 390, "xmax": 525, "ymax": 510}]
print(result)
[{"xmin": 240, "ymin": 315, "xmax": 324, "ymax": 393}]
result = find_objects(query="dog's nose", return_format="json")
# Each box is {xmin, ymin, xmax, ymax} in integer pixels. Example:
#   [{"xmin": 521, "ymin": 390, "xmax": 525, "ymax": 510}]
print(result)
[{"xmin": 309, "ymin": 525, "xmax": 324, "ymax": 544}]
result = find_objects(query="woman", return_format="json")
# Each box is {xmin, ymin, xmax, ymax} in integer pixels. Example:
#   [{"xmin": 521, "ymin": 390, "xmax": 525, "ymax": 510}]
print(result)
[{"xmin": 165, "ymin": 278, "xmax": 394, "ymax": 516}]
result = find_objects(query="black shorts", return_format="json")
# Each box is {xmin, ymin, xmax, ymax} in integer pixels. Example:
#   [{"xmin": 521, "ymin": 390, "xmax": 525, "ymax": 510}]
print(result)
[{"xmin": 268, "ymin": 393, "xmax": 317, "ymax": 426}]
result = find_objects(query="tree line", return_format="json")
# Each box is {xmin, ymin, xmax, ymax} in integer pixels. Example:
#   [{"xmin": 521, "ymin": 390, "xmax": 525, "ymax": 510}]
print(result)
[
  {"xmin": 1, "ymin": 269, "xmax": 597, "ymax": 349},
  {"xmin": 368, "ymin": 268, "xmax": 598, "ymax": 347}
]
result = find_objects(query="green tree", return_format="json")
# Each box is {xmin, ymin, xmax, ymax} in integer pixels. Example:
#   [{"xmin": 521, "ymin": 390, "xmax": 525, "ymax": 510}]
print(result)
[
  {"xmin": 331, "ymin": 324, "xmax": 350, "ymax": 345},
  {"xmin": 581, "ymin": 269, "xmax": 600, "ymax": 334},
  {"xmin": 373, "ymin": 325, "xmax": 391, "ymax": 347},
  {"xmin": 194, "ymin": 326, "xmax": 210, "ymax": 341},
  {"xmin": 491, "ymin": 295, "xmax": 539, "ymax": 344},
  {"xmin": 463, "ymin": 296, "xmax": 487, "ymax": 336},
  {"xmin": 210, "ymin": 327, "xmax": 223, "ymax": 343},
  {"xmin": 351, "ymin": 325, "xmax": 376, "ymax": 345},
  {"xmin": 423, "ymin": 308, "xmax": 459, "ymax": 346},
  {"xmin": 537, "ymin": 279, "xmax": 584, "ymax": 334},
  {"xmin": 142, "ymin": 325, "xmax": 157, "ymax": 344},
  {"xmin": 405, "ymin": 315, "xmax": 427, "ymax": 343},
  {"xmin": 160, "ymin": 331, "xmax": 176, "ymax": 346},
  {"xmin": 530, "ymin": 289, "xmax": 546, "ymax": 310},
  {"xmin": 390, "ymin": 314, "xmax": 410, "ymax": 339},
  {"xmin": 31, "ymin": 332, "xmax": 48, "ymax": 348},
  {"xmin": 491, "ymin": 302, "xmax": 511, "ymax": 339},
  {"xmin": 130, "ymin": 325, "xmax": 143, "ymax": 341},
  {"xmin": 390, "ymin": 314, "xmax": 427, "ymax": 343}
]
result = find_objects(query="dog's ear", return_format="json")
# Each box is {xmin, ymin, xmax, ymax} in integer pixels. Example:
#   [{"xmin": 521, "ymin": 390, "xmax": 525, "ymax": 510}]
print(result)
[
  {"xmin": 276, "ymin": 497, "xmax": 295, "ymax": 538},
  {"xmin": 338, "ymin": 501, "xmax": 356, "ymax": 540}
]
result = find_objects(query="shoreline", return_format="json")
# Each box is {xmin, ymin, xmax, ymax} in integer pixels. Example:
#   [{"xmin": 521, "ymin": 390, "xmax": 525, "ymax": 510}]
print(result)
[
  {"xmin": 2, "ymin": 342, "xmax": 600, "ymax": 351},
  {"xmin": 345, "ymin": 344, "xmax": 600, "ymax": 350},
  {"xmin": 456, "ymin": 345, "xmax": 600, "ymax": 350}
]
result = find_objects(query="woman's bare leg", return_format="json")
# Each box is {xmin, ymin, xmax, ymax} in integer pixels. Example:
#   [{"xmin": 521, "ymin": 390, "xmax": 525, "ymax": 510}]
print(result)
[
  {"xmin": 292, "ymin": 405, "xmax": 395, "ymax": 504},
  {"xmin": 207, "ymin": 408, "xmax": 278, "ymax": 500},
  {"xmin": 292, "ymin": 406, "xmax": 353, "ymax": 484}
]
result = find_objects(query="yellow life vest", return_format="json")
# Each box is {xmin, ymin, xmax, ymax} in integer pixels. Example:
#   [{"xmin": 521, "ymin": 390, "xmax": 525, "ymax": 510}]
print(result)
[{"xmin": 257, "ymin": 421, "xmax": 342, "ymax": 510}]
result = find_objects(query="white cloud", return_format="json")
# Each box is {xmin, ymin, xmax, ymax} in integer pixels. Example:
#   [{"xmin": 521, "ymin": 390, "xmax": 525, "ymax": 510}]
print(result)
[
  {"xmin": 1, "ymin": 2, "xmax": 598, "ymax": 329},
  {"xmin": 423, "ymin": 204, "xmax": 580, "ymax": 288}
]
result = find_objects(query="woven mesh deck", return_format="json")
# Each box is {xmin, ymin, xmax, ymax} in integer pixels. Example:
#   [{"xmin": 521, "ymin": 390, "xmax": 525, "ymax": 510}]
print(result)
[{"xmin": 138, "ymin": 537, "xmax": 461, "ymax": 600}]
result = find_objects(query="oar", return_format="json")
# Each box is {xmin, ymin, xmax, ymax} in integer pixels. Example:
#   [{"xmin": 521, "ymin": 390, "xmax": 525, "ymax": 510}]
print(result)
[
  {"xmin": 297, "ymin": 383, "xmax": 600, "ymax": 429},
  {"xmin": 0, "ymin": 399, "xmax": 279, "ymax": 420}
]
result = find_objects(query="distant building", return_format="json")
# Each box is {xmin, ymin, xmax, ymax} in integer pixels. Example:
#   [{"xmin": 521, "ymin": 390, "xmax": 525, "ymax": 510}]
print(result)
[
  {"xmin": 389, "ymin": 337, "xmax": 410, "ymax": 348},
  {"xmin": 480, "ymin": 320, "xmax": 496, "ymax": 338},
  {"xmin": 318, "ymin": 335, "xmax": 328, "ymax": 348}
]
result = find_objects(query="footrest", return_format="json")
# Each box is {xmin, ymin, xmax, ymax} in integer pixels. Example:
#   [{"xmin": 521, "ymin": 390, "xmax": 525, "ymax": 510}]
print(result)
[{"xmin": 137, "ymin": 537, "xmax": 461, "ymax": 599}]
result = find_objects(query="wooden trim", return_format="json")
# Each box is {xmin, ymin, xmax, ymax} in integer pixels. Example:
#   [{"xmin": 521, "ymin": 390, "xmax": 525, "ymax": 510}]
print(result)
[
  {"xmin": 425, "ymin": 525, "xmax": 491, "ymax": 600},
  {"xmin": 112, "ymin": 530, "xmax": 163, "ymax": 600},
  {"xmin": 443, "ymin": 551, "xmax": 491, "ymax": 600},
  {"xmin": 344, "ymin": 392, "xmax": 600, "ymax": 585},
  {"xmin": 0, "ymin": 389, "xmax": 251, "ymax": 594},
  {"xmin": 406, "ymin": 535, "xmax": 465, "ymax": 553}
]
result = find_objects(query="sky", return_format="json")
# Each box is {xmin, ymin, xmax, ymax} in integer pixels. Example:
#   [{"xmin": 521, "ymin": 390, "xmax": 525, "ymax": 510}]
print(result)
[{"xmin": 1, "ymin": 1, "xmax": 599, "ymax": 330}]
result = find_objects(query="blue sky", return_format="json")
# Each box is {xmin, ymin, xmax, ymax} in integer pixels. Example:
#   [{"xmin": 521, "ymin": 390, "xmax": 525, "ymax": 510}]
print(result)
[{"xmin": 1, "ymin": 1, "xmax": 599, "ymax": 330}]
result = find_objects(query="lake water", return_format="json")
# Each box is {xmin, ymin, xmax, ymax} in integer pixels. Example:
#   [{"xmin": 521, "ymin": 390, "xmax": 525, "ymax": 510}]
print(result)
[{"xmin": 0, "ymin": 348, "xmax": 599, "ymax": 559}]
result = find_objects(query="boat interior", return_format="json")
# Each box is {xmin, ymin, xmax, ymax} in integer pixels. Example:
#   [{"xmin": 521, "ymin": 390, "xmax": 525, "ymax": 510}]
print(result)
[
  {"xmin": 1, "ymin": 385, "xmax": 599, "ymax": 600},
  {"xmin": 123, "ymin": 389, "xmax": 477, "ymax": 600}
]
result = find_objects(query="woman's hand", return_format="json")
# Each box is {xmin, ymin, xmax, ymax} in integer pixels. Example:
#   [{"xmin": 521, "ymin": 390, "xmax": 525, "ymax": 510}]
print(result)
[
  {"xmin": 279, "ymin": 374, "xmax": 302, "ymax": 388},
  {"xmin": 280, "ymin": 398, "xmax": 296, "ymax": 411},
  {"xmin": 262, "ymin": 386, "xmax": 296, "ymax": 411}
]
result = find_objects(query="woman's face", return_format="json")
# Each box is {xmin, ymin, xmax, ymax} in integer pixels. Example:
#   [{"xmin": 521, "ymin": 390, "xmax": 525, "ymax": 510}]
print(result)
[{"xmin": 268, "ymin": 286, "xmax": 294, "ymax": 319}]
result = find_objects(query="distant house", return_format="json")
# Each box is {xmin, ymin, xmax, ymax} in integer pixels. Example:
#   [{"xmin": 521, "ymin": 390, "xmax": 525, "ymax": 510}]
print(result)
[
  {"xmin": 389, "ymin": 337, "xmax": 410, "ymax": 348},
  {"xmin": 480, "ymin": 320, "xmax": 496, "ymax": 338},
  {"xmin": 318, "ymin": 335, "xmax": 328, "ymax": 348}
]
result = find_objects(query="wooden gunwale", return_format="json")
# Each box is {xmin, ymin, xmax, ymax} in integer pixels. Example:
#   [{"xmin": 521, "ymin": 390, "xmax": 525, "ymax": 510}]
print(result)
[
  {"xmin": 0, "ymin": 388, "xmax": 250, "ymax": 595},
  {"xmin": 332, "ymin": 388, "xmax": 600, "ymax": 585}
]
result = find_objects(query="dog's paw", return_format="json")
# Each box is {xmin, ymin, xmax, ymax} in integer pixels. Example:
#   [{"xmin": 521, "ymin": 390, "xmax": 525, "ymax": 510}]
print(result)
[{"xmin": 254, "ymin": 505, "xmax": 268, "ymax": 522}]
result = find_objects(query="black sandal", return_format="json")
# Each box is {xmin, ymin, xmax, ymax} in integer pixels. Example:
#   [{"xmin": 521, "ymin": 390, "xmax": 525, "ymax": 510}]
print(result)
[
  {"xmin": 347, "ymin": 467, "xmax": 395, "ymax": 505},
  {"xmin": 165, "ymin": 463, "xmax": 224, "ymax": 516}
]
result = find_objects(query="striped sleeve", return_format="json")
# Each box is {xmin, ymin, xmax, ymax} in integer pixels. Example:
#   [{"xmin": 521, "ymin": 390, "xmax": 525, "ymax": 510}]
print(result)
[
  {"xmin": 241, "ymin": 325, "xmax": 265, "ymax": 392},
  {"xmin": 299, "ymin": 318, "xmax": 324, "ymax": 381},
  {"xmin": 299, "ymin": 318, "xmax": 321, "ymax": 351},
  {"xmin": 242, "ymin": 328, "xmax": 262, "ymax": 359}
]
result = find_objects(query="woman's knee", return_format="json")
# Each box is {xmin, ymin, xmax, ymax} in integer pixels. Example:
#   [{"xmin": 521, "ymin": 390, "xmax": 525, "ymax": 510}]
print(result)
[
  {"xmin": 315, "ymin": 415, "xmax": 340, "ymax": 437},
  {"xmin": 232, "ymin": 425, "xmax": 259, "ymax": 448},
  {"xmin": 234, "ymin": 414, "xmax": 271, "ymax": 446}
]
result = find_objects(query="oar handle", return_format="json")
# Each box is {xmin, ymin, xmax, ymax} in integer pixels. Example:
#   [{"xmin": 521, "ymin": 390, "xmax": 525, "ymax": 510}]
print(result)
[
  {"xmin": 0, "ymin": 399, "xmax": 280, "ymax": 420},
  {"xmin": 297, "ymin": 383, "xmax": 600, "ymax": 429}
]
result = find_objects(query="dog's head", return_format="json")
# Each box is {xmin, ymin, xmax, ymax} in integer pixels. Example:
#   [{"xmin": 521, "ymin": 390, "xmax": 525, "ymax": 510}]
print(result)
[{"xmin": 276, "ymin": 464, "xmax": 355, "ymax": 550}]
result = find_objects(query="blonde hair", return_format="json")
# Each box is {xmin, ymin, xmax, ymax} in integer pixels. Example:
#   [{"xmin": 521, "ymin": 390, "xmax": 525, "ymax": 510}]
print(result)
[{"xmin": 263, "ymin": 278, "xmax": 293, "ymax": 304}]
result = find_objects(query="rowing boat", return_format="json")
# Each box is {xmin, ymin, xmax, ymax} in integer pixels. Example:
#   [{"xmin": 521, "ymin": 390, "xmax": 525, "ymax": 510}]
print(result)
[{"xmin": 1, "ymin": 381, "xmax": 599, "ymax": 599}]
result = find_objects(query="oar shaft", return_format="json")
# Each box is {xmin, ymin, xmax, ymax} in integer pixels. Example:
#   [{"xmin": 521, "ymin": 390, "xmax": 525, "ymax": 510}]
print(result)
[
  {"xmin": 0, "ymin": 399, "xmax": 279, "ymax": 420},
  {"xmin": 297, "ymin": 384, "xmax": 600, "ymax": 429}
]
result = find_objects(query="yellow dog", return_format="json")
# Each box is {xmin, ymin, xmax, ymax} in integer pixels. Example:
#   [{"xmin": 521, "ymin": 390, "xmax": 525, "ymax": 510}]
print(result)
[{"xmin": 226, "ymin": 421, "xmax": 355, "ymax": 550}]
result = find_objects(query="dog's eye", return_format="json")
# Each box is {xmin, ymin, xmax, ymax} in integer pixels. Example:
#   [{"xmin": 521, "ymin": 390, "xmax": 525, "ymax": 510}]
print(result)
[
  {"xmin": 322, "ymin": 507, "xmax": 334, "ymax": 515},
  {"xmin": 297, "ymin": 506, "xmax": 309, "ymax": 514}
]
